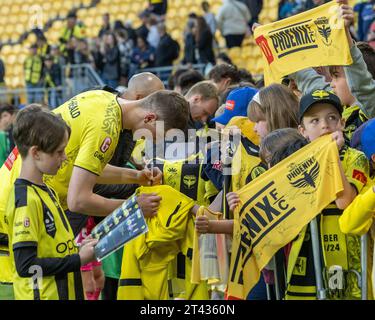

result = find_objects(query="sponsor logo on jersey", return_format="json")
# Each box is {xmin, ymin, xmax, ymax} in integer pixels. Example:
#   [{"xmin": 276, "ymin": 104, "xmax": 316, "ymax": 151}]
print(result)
[{"xmin": 100, "ymin": 137, "xmax": 112, "ymax": 153}]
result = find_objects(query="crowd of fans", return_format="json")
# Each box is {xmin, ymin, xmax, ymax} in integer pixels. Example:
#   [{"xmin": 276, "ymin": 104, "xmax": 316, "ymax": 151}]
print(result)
[{"xmin": 2, "ymin": 0, "xmax": 375, "ymax": 302}]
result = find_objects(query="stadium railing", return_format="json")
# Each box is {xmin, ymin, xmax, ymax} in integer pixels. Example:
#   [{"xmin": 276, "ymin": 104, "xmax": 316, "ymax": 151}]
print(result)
[{"xmin": 1, "ymin": 63, "xmax": 104, "ymax": 109}]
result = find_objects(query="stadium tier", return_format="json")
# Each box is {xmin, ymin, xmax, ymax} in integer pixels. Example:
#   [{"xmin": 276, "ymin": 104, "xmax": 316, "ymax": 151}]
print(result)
[{"xmin": 0, "ymin": 0, "xmax": 282, "ymax": 89}]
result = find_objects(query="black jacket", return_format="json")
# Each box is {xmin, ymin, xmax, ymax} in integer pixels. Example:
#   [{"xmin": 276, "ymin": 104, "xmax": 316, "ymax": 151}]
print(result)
[
  {"xmin": 197, "ymin": 30, "xmax": 215, "ymax": 64},
  {"xmin": 155, "ymin": 34, "xmax": 179, "ymax": 67},
  {"xmin": 102, "ymin": 46, "xmax": 121, "ymax": 81},
  {"xmin": 183, "ymin": 33, "xmax": 197, "ymax": 64}
]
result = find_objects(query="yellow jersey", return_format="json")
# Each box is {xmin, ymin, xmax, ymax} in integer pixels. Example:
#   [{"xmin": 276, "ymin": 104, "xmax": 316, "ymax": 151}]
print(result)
[
  {"xmin": 286, "ymin": 146, "xmax": 369, "ymax": 300},
  {"xmin": 6, "ymin": 179, "xmax": 82, "ymax": 300}
]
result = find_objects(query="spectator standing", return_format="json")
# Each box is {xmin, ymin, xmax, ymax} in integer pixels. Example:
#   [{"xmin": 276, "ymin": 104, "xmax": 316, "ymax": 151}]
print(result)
[
  {"xmin": 137, "ymin": 10, "xmax": 151, "ymax": 41},
  {"xmin": 98, "ymin": 13, "xmax": 112, "ymax": 38},
  {"xmin": 124, "ymin": 21, "xmax": 138, "ymax": 44},
  {"xmin": 116, "ymin": 29, "xmax": 134, "ymax": 85},
  {"xmin": 59, "ymin": 11, "xmax": 85, "ymax": 58},
  {"xmin": 74, "ymin": 39, "xmax": 94, "ymax": 65},
  {"xmin": 50, "ymin": 45, "xmax": 66, "ymax": 66},
  {"xmin": 36, "ymin": 34, "xmax": 51, "ymax": 58},
  {"xmin": 155, "ymin": 23, "xmax": 180, "ymax": 67},
  {"xmin": 43, "ymin": 55, "xmax": 62, "ymax": 107},
  {"xmin": 239, "ymin": 0, "xmax": 263, "ymax": 26},
  {"xmin": 182, "ymin": 16, "xmax": 198, "ymax": 65},
  {"xmin": 0, "ymin": 104, "xmax": 16, "ymax": 166},
  {"xmin": 129, "ymin": 36, "xmax": 155, "ymax": 77},
  {"xmin": 100, "ymin": 32, "xmax": 121, "ymax": 88},
  {"xmin": 194, "ymin": 16, "xmax": 215, "ymax": 65},
  {"xmin": 201, "ymin": 1, "xmax": 217, "ymax": 36},
  {"xmin": 24, "ymin": 44, "xmax": 44, "ymax": 103},
  {"xmin": 147, "ymin": 15, "xmax": 161, "ymax": 49},
  {"xmin": 216, "ymin": 0, "xmax": 251, "ymax": 48},
  {"xmin": 91, "ymin": 38, "xmax": 104, "ymax": 74},
  {"xmin": 0, "ymin": 53, "xmax": 5, "ymax": 104}
]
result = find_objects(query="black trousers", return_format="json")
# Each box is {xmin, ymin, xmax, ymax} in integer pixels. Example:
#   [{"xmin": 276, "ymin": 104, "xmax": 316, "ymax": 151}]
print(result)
[
  {"xmin": 101, "ymin": 277, "xmax": 119, "ymax": 300},
  {"xmin": 225, "ymin": 34, "xmax": 245, "ymax": 48}
]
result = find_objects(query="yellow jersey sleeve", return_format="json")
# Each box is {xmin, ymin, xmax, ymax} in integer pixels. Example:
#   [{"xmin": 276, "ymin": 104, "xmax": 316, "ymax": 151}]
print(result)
[
  {"xmin": 339, "ymin": 183, "xmax": 375, "ymax": 235},
  {"xmin": 342, "ymin": 147, "xmax": 369, "ymax": 194},
  {"xmin": 74, "ymin": 121, "xmax": 118, "ymax": 176},
  {"xmin": 11, "ymin": 195, "xmax": 40, "ymax": 248}
]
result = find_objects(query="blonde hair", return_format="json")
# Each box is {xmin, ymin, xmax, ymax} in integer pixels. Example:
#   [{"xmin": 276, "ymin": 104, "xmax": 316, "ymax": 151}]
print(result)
[
  {"xmin": 247, "ymin": 84, "xmax": 299, "ymax": 132},
  {"xmin": 185, "ymin": 81, "xmax": 219, "ymax": 103}
]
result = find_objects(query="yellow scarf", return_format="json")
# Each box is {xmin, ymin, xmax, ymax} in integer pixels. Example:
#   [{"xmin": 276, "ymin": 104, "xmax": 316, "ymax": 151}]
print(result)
[
  {"xmin": 227, "ymin": 135, "xmax": 344, "ymax": 299},
  {"xmin": 254, "ymin": 1, "xmax": 352, "ymax": 85}
]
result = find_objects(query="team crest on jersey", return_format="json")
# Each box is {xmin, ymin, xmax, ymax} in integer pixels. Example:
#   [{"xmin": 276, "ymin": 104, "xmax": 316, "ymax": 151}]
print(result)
[
  {"xmin": 100, "ymin": 137, "xmax": 112, "ymax": 153},
  {"xmin": 287, "ymin": 156, "xmax": 320, "ymax": 194},
  {"xmin": 314, "ymin": 17, "xmax": 332, "ymax": 46},
  {"xmin": 24, "ymin": 217, "xmax": 30, "ymax": 228},
  {"xmin": 44, "ymin": 209, "xmax": 56, "ymax": 238},
  {"xmin": 183, "ymin": 175, "xmax": 197, "ymax": 189}
]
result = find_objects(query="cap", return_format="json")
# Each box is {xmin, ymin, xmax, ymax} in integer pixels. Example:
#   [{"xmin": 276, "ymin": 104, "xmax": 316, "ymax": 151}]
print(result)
[
  {"xmin": 212, "ymin": 87, "xmax": 258, "ymax": 125},
  {"xmin": 351, "ymin": 118, "xmax": 375, "ymax": 160},
  {"xmin": 299, "ymin": 90, "xmax": 343, "ymax": 123},
  {"xmin": 44, "ymin": 54, "xmax": 53, "ymax": 61}
]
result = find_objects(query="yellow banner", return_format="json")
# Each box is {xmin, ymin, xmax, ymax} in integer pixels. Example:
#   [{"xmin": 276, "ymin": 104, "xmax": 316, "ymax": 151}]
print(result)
[
  {"xmin": 254, "ymin": 1, "xmax": 353, "ymax": 85},
  {"xmin": 227, "ymin": 135, "xmax": 344, "ymax": 299}
]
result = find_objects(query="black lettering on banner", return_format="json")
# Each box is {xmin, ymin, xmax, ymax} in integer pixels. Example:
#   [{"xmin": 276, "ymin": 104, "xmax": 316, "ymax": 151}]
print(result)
[
  {"xmin": 230, "ymin": 181, "xmax": 297, "ymax": 285},
  {"xmin": 268, "ymin": 20, "xmax": 318, "ymax": 58}
]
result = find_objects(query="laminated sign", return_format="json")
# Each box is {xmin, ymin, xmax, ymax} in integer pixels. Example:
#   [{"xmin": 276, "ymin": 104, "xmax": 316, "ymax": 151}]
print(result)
[
  {"xmin": 227, "ymin": 135, "xmax": 344, "ymax": 299},
  {"xmin": 91, "ymin": 194, "xmax": 148, "ymax": 261},
  {"xmin": 254, "ymin": 1, "xmax": 353, "ymax": 85}
]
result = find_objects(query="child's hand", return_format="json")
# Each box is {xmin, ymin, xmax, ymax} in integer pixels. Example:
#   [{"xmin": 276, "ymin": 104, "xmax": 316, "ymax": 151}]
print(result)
[
  {"xmin": 338, "ymin": 3, "xmax": 354, "ymax": 28},
  {"xmin": 137, "ymin": 193, "xmax": 161, "ymax": 218},
  {"xmin": 226, "ymin": 192, "xmax": 240, "ymax": 211},
  {"xmin": 195, "ymin": 215, "xmax": 210, "ymax": 234},
  {"xmin": 332, "ymin": 131, "xmax": 345, "ymax": 150},
  {"xmin": 79, "ymin": 239, "xmax": 98, "ymax": 266}
]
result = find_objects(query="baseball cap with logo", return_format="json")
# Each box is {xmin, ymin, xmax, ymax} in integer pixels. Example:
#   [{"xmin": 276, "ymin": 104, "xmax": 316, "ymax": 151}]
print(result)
[
  {"xmin": 299, "ymin": 90, "xmax": 343, "ymax": 123},
  {"xmin": 212, "ymin": 87, "xmax": 258, "ymax": 125}
]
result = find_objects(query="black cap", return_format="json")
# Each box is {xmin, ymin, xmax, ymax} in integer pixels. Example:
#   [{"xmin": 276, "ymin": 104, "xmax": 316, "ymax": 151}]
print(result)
[
  {"xmin": 299, "ymin": 90, "xmax": 343, "ymax": 123},
  {"xmin": 44, "ymin": 54, "xmax": 53, "ymax": 61}
]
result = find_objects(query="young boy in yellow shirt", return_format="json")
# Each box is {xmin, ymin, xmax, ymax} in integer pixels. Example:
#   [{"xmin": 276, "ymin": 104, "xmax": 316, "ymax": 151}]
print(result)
[{"xmin": 6, "ymin": 105, "xmax": 97, "ymax": 300}]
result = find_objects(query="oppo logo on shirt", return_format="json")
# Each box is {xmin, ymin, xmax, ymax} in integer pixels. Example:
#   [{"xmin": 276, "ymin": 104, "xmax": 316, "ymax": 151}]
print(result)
[
  {"xmin": 56, "ymin": 239, "xmax": 76, "ymax": 254},
  {"xmin": 100, "ymin": 137, "xmax": 112, "ymax": 153}
]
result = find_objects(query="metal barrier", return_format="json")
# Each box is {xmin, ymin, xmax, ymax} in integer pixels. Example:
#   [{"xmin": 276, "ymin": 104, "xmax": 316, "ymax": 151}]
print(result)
[{"xmin": 0, "ymin": 63, "xmax": 104, "ymax": 109}]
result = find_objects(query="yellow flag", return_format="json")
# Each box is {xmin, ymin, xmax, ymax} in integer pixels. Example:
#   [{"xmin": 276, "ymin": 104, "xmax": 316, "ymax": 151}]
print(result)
[
  {"xmin": 227, "ymin": 135, "xmax": 344, "ymax": 299},
  {"xmin": 254, "ymin": 1, "xmax": 353, "ymax": 85}
]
